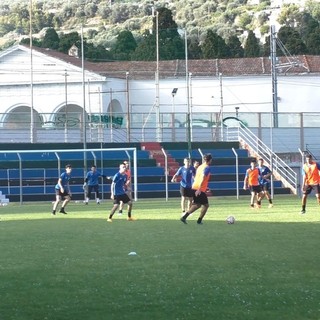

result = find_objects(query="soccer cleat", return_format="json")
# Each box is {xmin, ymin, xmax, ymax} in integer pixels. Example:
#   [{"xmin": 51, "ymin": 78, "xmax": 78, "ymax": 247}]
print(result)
[
  {"xmin": 268, "ymin": 204, "xmax": 273, "ymax": 208},
  {"xmin": 107, "ymin": 218, "xmax": 112, "ymax": 222},
  {"xmin": 96, "ymin": 201, "xmax": 100, "ymax": 205},
  {"xmin": 52, "ymin": 211, "xmax": 56, "ymax": 215},
  {"xmin": 300, "ymin": 209, "xmax": 306, "ymax": 214},
  {"xmin": 59, "ymin": 208, "xmax": 67, "ymax": 214},
  {"xmin": 118, "ymin": 210, "xmax": 123, "ymax": 214},
  {"xmin": 197, "ymin": 221, "xmax": 203, "ymax": 225},
  {"xmin": 127, "ymin": 217, "xmax": 136, "ymax": 221},
  {"xmin": 180, "ymin": 217, "xmax": 187, "ymax": 224}
]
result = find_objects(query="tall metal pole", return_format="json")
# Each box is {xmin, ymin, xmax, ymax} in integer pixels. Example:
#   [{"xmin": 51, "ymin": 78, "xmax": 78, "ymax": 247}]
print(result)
[
  {"xmin": 155, "ymin": 10, "xmax": 161, "ymax": 142},
  {"xmin": 29, "ymin": 0, "xmax": 34, "ymax": 143},
  {"xmin": 81, "ymin": 25, "xmax": 87, "ymax": 174},
  {"xmin": 270, "ymin": 25, "xmax": 278, "ymax": 128},
  {"xmin": 126, "ymin": 72, "xmax": 130, "ymax": 141},
  {"xmin": 219, "ymin": 73, "xmax": 224, "ymax": 141},
  {"xmin": 189, "ymin": 72, "xmax": 193, "ymax": 142},
  {"xmin": 64, "ymin": 70, "xmax": 68, "ymax": 143},
  {"xmin": 185, "ymin": 29, "xmax": 192, "ymax": 156}
]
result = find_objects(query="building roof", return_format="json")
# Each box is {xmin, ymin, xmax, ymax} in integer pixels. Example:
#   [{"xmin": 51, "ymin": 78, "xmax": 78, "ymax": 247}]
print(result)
[{"xmin": 16, "ymin": 45, "xmax": 320, "ymax": 79}]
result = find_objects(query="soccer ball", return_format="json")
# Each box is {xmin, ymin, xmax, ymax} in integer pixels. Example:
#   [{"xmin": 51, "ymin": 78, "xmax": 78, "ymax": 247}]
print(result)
[{"xmin": 226, "ymin": 215, "xmax": 235, "ymax": 224}]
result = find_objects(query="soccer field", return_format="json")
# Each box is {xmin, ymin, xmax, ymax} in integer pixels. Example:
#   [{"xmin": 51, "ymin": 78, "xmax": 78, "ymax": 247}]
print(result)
[{"xmin": 1, "ymin": 195, "xmax": 320, "ymax": 320}]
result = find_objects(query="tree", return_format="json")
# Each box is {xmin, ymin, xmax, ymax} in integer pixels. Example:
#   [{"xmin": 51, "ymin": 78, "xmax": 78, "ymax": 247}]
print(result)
[
  {"xmin": 277, "ymin": 4, "xmax": 302, "ymax": 28},
  {"xmin": 297, "ymin": 12, "xmax": 319, "ymax": 42},
  {"xmin": 306, "ymin": 0, "xmax": 320, "ymax": 21},
  {"xmin": 111, "ymin": 30, "xmax": 137, "ymax": 60},
  {"xmin": 131, "ymin": 30, "xmax": 156, "ymax": 61},
  {"xmin": 19, "ymin": 37, "xmax": 42, "ymax": 47},
  {"xmin": 277, "ymin": 26, "xmax": 307, "ymax": 55},
  {"xmin": 262, "ymin": 35, "xmax": 271, "ymax": 57},
  {"xmin": 58, "ymin": 32, "xmax": 81, "ymax": 54},
  {"xmin": 41, "ymin": 28, "xmax": 60, "ymax": 50},
  {"xmin": 244, "ymin": 30, "xmax": 260, "ymax": 57},
  {"xmin": 305, "ymin": 27, "xmax": 320, "ymax": 54},
  {"xmin": 110, "ymin": 3, "xmax": 131, "ymax": 24},
  {"xmin": 226, "ymin": 35, "xmax": 244, "ymax": 58},
  {"xmin": 97, "ymin": 2, "xmax": 112, "ymax": 19},
  {"xmin": 132, "ymin": 7, "xmax": 184, "ymax": 61},
  {"xmin": 156, "ymin": 7, "xmax": 185, "ymax": 60},
  {"xmin": 85, "ymin": 43, "xmax": 113, "ymax": 62},
  {"xmin": 237, "ymin": 11, "xmax": 252, "ymax": 30},
  {"xmin": 84, "ymin": 3, "xmax": 98, "ymax": 18},
  {"xmin": 201, "ymin": 30, "xmax": 230, "ymax": 59},
  {"xmin": 188, "ymin": 36, "xmax": 202, "ymax": 60}
]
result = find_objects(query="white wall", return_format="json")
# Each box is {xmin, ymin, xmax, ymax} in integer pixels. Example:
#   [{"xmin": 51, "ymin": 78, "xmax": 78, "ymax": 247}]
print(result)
[{"xmin": 128, "ymin": 75, "xmax": 320, "ymax": 114}]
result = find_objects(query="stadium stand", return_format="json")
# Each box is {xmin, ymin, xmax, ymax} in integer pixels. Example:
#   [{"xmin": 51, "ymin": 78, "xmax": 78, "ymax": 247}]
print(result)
[{"xmin": 0, "ymin": 142, "xmax": 290, "ymax": 202}]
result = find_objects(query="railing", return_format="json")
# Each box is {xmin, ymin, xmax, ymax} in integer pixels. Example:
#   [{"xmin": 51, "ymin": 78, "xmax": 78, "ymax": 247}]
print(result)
[
  {"xmin": 1, "ymin": 111, "xmax": 320, "ymax": 150},
  {"xmin": 226, "ymin": 125, "xmax": 298, "ymax": 195}
]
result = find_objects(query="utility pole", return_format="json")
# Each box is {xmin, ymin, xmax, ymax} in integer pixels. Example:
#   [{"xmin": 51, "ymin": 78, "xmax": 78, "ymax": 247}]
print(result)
[
  {"xmin": 270, "ymin": 25, "xmax": 278, "ymax": 128},
  {"xmin": 219, "ymin": 73, "xmax": 224, "ymax": 141},
  {"xmin": 81, "ymin": 25, "xmax": 87, "ymax": 174},
  {"xmin": 155, "ymin": 9, "xmax": 161, "ymax": 142},
  {"xmin": 29, "ymin": 0, "xmax": 35, "ymax": 143},
  {"xmin": 185, "ymin": 29, "xmax": 192, "ymax": 157}
]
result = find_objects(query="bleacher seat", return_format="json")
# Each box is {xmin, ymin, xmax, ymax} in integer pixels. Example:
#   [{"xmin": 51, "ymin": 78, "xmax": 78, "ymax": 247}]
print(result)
[{"xmin": 0, "ymin": 141, "xmax": 291, "ymax": 201}]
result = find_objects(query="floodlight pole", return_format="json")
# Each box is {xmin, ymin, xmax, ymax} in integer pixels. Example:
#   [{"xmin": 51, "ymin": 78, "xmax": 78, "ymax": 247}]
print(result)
[
  {"xmin": 64, "ymin": 70, "xmax": 68, "ymax": 143},
  {"xmin": 29, "ymin": 0, "xmax": 35, "ymax": 143},
  {"xmin": 219, "ymin": 73, "xmax": 224, "ymax": 141},
  {"xmin": 126, "ymin": 72, "xmax": 131, "ymax": 141},
  {"xmin": 171, "ymin": 88, "xmax": 177, "ymax": 113},
  {"xmin": 270, "ymin": 25, "xmax": 279, "ymax": 128},
  {"xmin": 171, "ymin": 88, "xmax": 178, "ymax": 142},
  {"xmin": 185, "ymin": 29, "xmax": 192, "ymax": 157},
  {"xmin": 81, "ymin": 25, "xmax": 87, "ymax": 174},
  {"xmin": 155, "ymin": 10, "xmax": 161, "ymax": 142}
]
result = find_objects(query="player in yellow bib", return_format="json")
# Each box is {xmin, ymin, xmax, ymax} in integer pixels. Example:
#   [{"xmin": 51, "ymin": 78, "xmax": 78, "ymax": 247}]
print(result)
[{"xmin": 180, "ymin": 153, "xmax": 212, "ymax": 225}]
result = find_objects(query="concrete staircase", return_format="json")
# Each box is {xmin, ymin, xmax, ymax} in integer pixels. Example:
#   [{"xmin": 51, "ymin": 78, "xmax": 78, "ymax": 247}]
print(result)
[{"xmin": 141, "ymin": 142, "xmax": 180, "ymax": 176}]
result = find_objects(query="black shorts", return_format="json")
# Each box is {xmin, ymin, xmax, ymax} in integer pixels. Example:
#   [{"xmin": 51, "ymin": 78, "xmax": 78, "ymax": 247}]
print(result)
[
  {"xmin": 114, "ymin": 194, "xmax": 131, "ymax": 205},
  {"xmin": 261, "ymin": 182, "xmax": 270, "ymax": 192},
  {"xmin": 193, "ymin": 191, "xmax": 209, "ymax": 205},
  {"xmin": 55, "ymin": 189, "xmax": 70, "ymax": 199},
  {"xmin": 249, "ymin": 185, "xmax": 262, "ymax": 194},
  {"xmin": 180, "ymin": 186, "xmax": 194, "ymax": 197},
  {"xmin": 88, "ymin": 185, "xmax": 99, "ymax": 193},
  {"xmin": 303, "ymin": 184, "xmax": 320, "ymax": 195}
]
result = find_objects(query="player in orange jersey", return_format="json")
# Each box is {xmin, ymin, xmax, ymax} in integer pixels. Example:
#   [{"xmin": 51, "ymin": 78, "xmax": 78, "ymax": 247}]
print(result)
[
  {"xmin": 243, "ymin": 159, "xmax": 264, "ymax": 208},
  {"xmin": 180, "ymin": 153, "xmax": 213, "ymax": 225},
  {"xmin": 301, "ymin": 153, "xmax": 320, "ymax": 214}
]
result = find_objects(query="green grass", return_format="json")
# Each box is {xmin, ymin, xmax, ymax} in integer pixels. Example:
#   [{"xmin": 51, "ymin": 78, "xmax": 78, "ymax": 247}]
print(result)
[{"xmin": 1, "ymin": 195, "xmax": 320, "ymax": 320}]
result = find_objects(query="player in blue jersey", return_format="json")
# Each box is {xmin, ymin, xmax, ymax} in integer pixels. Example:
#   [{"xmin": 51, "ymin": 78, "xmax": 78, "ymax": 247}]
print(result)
[
  {"xmin": 171, "ymin": 157, "xmax": 196, "ymax": 215},
  {"xmin": 107, "ymin": 163, "xmax": 135, "ymax": 222},
  {"xmin": 257, "ymin": 158, "xmax": 273, "ymax": 208},
  {"xmin": 83, "ymin": 165, "xmax": 106, "ymax": 205},
  {"xmin": 52, "ymin": 164, "xmax": 72, "ymax": 215}
]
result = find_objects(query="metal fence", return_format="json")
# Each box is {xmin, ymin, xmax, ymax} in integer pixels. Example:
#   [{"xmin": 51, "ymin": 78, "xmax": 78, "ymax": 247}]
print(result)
[{"xmin": 1, "ymin": 111, "xmax": 320, "ymax": 146}]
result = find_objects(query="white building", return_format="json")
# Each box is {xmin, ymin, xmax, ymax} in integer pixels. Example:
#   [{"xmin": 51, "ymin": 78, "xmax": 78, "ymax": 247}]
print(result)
[{"xmin": 0, "ymin": 44, "xmax": 320, "ymax": 153}]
